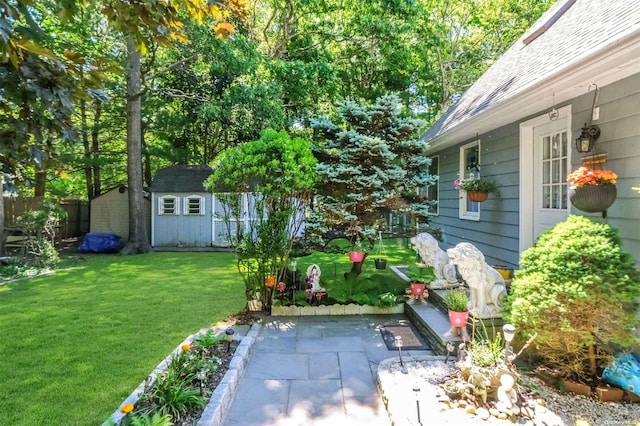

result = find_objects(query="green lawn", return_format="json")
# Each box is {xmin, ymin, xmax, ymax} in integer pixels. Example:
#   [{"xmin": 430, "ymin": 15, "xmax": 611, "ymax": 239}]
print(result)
[
  {"xmin": 0, "ymin": 252, "xmax": 246, "ymax": 426},
  {"xmin": 0, "ymin": 239, "xmax": 418, "ymax": 426}
]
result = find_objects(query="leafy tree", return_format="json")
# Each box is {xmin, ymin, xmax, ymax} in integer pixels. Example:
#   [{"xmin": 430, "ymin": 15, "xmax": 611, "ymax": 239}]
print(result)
[
  {"xmin": 204, "ymin": 129, "xmax": 317, "ymax": 308},
  {"xmin": 147, "ymin": 26, "xmax": 286, "ymax": 165},
  {"xmin": 309, "ymin": 93, "xmax": 436, "ymax": 273}
]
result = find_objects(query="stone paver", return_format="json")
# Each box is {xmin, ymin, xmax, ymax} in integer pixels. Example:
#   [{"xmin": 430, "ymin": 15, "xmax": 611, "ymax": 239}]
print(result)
[{"xmin": 222, "ymin": 314, "xmax": 435, "ymax": 426}]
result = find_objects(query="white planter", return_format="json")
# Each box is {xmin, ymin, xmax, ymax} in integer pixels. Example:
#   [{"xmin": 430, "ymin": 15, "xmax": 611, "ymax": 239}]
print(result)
[{"xmin": 271, "ymin": 303, "xmax": 404, "ymax": 316}]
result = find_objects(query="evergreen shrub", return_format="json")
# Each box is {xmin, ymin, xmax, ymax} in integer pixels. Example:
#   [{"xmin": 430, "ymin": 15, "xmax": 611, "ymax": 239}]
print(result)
[{"xmin": 504, "ymin": 215, "xmax": 640, "ymax": 380}]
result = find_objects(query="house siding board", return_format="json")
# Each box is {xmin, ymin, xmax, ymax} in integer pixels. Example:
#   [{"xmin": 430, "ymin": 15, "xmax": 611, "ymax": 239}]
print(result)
[{"xmin": 568, "ymin": 73, "xmax": 640, "ymax": 266}]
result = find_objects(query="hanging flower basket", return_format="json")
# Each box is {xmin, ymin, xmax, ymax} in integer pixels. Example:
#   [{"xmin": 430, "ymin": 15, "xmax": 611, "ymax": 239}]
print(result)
[
  {"xmin": 569, "ymin": 184, "xmax": 617, "ymax": 213},
  {"xmin": 467, "ymin": 191, "xmax": 489, "ymax": 202},
  {"xmin": 349, "ymin": 251, "xmax": 365, "ymax": 262}
]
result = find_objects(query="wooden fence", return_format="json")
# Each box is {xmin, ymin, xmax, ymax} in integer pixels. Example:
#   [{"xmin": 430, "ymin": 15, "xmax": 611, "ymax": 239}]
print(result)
[{"xmin": 4, "ymin": 197, "xmax": 89, "ymax": 239}]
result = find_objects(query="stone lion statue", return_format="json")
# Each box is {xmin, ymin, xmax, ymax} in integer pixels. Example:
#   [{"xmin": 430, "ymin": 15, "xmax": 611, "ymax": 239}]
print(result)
[
  {"xmin": 446, "ymin": 243, "xmax": 507, "ymax": 318},
  {"xmin": 411, "ymin": 233, "xmax": 458, "ymax": 288}
]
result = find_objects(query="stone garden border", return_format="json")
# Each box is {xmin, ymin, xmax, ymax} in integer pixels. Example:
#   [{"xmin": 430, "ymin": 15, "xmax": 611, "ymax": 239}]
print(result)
[{"xmin": 103, "ymin": 323, "xmax": 261, "ymax": 426}]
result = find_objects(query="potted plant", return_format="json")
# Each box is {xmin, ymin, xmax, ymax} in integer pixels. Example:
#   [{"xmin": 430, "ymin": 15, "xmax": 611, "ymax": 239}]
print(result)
[
  {"xmin": 374, "ymin": 231, "xmax": 387, "ymax": 270},
  {"xmin": 444, "ymin": 287, "xmax": 469, "ymax": 330},
  {"xmin": 459, "ymin": 177, "xmax": 499, "ymax": 202},
  {"xmin": 566, "ymin": 166, "xmax": 617, "ymax": 213},
  {"xmin": 405, "ymin": 264, "xmax": 435, "ymax": 303},
  {"xmin": 348, "ymin": 236, "xmax": 366, "ymax": 262}
]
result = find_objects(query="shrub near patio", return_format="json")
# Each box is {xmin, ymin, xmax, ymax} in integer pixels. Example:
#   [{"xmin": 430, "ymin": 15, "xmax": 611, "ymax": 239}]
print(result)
[{"xmin": 504, "ymin": 215, "xmax": 640, "ymax": 382}]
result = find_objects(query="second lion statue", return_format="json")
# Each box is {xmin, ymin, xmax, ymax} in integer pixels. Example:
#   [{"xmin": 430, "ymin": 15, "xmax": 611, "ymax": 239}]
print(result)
[{"xmin": 446, "ymin": 242, "xmax": 507, "ymax": 318}]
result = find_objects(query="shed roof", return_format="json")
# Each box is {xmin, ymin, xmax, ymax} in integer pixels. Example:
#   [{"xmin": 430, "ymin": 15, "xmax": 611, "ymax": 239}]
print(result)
[
  {"xmin": 421, "ymin": 0, "xmax": 640, "ymax": 145},
  {"xmin": 150, "ymin": 165, "xmax": 213, "ymax": 193}
]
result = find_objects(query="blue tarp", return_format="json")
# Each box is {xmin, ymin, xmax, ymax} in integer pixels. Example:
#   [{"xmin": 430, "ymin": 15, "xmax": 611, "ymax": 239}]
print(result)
[
  {"xmin": 78, "ymin": 233, "xmax": 121, "ymax": 253},
  {"xmin": 602, "ymin": 353, "xmax": 640, "ymax": 396}
]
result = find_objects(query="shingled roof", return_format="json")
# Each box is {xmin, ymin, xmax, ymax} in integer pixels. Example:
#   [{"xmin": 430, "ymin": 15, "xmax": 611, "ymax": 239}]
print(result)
[
  {"xmin": 422, "ymin": 0, "xmax": 640, "ymax": 144},
  {"xmin": 149, "ymin": 165, "xmax": 213, "ymax": 193}
]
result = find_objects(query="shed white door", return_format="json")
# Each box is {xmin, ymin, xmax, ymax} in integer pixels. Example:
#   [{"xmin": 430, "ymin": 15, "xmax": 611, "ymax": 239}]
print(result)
[{"xmin": 519, "ymin": 106, "xmax": 571, "ymax": 252}]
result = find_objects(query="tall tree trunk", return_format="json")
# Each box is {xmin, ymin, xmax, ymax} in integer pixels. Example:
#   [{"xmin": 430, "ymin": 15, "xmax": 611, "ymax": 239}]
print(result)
[
  {"xmin": 0, "ymin": 175, "xmax": 5, "ymax": 255},
  {"xmin": 34, "ymin": 166, "xmax": 46, "ymax": 197},
  {"xmin": 142, "ymin": 123, "xmax": 152, "ymax": 188},
  {"xmin": 91, "ymin": 100, "xmax": 102, "ymax": 198},
  {"xmin": 81, "ymin": 98, "xmax": 94, "ymax": 199},
  {"xmin": 120, "ymin": 36, "xmax": 152, "ymax": 255}
]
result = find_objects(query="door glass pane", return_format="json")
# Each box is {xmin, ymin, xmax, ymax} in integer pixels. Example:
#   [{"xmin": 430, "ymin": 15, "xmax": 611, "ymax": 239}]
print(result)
[
  {"xmin": 561, "ymin": 132, "xmax": 567, "ymax": 156},
  {"xmin": 552, "ymin": 159, "xmax": 560, "ymax": 183},
  {"xmin": 543, "ymin": 186, "xmax": 550, "ymax": 208},
  {"xmin": 543, "ymin": 162, "xmax": 550, "ymax": 184},
  {"xmin": 552, "ymin": 134, "xmax": 560, "ymax": 157},
  {"xmin": 552, "ymin": 185, "xmax": 560, "ymax": 209},
  {"xmin": 543, "ymin": 136, "xmax": 550, "ymax": 160}
]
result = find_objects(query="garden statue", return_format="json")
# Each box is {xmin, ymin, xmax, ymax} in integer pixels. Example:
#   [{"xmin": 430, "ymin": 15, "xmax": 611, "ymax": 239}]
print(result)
[
  {"xmin": 306, "ymin": 264, "xmax": 326, "ymax": 304},
  {"xmin": 466, "ymin": 368, "xmax": 490, "ymax": 405},
  {"xmin": 496, "ymin": 374, "xmax": 520, "ymax": 415},
  {"xmin": 411, "ymin": 233, "xmax": 458, "ymax": 288},
  {"xmin": 446, "ymin": 243, "xmax": 507, "ymax": 318}
]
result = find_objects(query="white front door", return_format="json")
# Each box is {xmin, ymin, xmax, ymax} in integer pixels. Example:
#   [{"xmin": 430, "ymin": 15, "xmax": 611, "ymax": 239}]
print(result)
[
  {"xmin": 532, "ymin": 121, "xmax": 570, "ymax": 238},
  {"xmin": 519, "ymin": 106, "xmax": 571, "ymax": 252}
]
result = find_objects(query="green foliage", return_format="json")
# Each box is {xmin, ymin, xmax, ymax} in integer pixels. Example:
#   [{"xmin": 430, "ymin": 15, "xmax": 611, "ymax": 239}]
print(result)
[
  {"xmin": 504, "ymin": 215, "xmax": 640, "ymax": 380},
  {"xmin": 310, "ymin": 93, "xmax": 437, "ymax": 248},
  {"xmin": 405, "ymin": 264, "xmax": 436, "ymax": 284},
  {"xmin": 444, "ymin": 288, "xmax": 469, "ymax": 312},
  {"xmin": 325, "ymin": 271, "xmax": 405, "ymax": 307},
  {"xmin": 122, "ymin": 412, "xmax": 173, "ymax": 426},
  {"xmin": 459, "ymin": 177, "xmax": 499, "ymax": 194},
  {"xmin": 16, "ymin": 199, "xmax": 65, "ymax": 267},
  {"xmin": 193, "ymin": 330, "xmax": 224, "ymax": 350},
  {"xmin": 144, "ymin": 369, "xmax": 205, "ymax": 420},
  {"xmin": 205, "ymin": 129, "xmax": 317, "ymax": 307}
]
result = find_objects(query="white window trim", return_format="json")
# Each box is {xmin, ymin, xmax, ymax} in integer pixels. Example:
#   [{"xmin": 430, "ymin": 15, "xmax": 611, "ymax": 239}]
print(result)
[
  {"xmin": 426, "ymin": 155, "xmax": 439, "ymax": 216},
  {"xmin": 158, "ymin": 195, "xmax": 180, "ymax": 215},
  {"xmin": 183, "ymin": 195, "xmax": 205, "ymax": 215},
  {"xmin": 459, "ymin": 140, "xmax": 480, "ymax": 221}
]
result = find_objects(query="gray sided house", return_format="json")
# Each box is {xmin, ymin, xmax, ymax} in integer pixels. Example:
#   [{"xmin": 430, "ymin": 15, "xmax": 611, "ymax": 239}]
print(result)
[
  {"xmin": 421, "ymin": 0, "xmax": 640, "ymax": 268},
  {"xmin": 90, "ymin": 185, "xmax": 150, "ymax": 241},
  {"xmin": 150, "ymin": 165, "xmax": 260, "ymax": 248}
]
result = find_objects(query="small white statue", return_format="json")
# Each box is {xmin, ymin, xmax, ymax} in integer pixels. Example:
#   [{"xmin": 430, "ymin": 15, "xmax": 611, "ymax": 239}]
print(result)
[
  {"xmin": 306, "ymin": 264, "xmax": 326, "ymax": 303},
  {"xmin": 411, "ymin": 233, "xmax": 458, "ymax": 288},
  {"xmin": 496, "ymin": 374, "xmax": 519, "ymax": 415},
  {"xmin": 446, "ymin": 242, "xmax": 507, "ymax": 318}
]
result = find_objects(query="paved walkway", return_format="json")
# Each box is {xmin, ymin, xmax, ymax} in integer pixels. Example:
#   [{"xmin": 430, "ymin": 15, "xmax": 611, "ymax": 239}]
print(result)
[{"xmin": 223, "ymin": 315, "xmax": 435, "ymax": 426}]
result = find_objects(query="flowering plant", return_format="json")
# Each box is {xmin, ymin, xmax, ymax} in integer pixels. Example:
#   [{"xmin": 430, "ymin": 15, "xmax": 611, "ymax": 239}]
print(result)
[
  {"xmin": 458, "ymin": 177, "xmax": 498, "ymax": 193},
  {"xmin": 567, "ymin": 167, "xmax": 617, "ymax": 189}
]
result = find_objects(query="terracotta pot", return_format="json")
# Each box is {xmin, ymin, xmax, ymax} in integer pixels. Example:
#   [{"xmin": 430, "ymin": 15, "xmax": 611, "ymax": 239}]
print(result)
[
  {"xmin": 410, "ymin": 282, "xmax": 426, "ymax": 297},
  {"xmin": 448, "ymin": 309, "xmax": 469, "ymax": 328},
  {"xmin": 467, "ymin": 191, "xmax": 489, "ymax": 202},
  {"xmin": 569, "ymin": 184, "xmax": 617, "ymax": 212},
  {"xmin": 349, "ymin": 251, "xmax": 365, "ymax": 262}
]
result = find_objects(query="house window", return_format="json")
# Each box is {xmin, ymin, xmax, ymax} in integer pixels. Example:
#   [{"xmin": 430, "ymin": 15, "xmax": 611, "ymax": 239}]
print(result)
[
  {"xmin": 183, "ymin": 195, "xmax": 205, "ymax": 215},
  {"xmin": 159, "ymin": 195, "xmax": 180, "ymax": 215},
  {"xmin": 459, "ymin": 141, "xmax": 480, "ymax": 220},
  {"xmin": 419, "ymin": 156, "xmax": 439, "ymax": 215}
]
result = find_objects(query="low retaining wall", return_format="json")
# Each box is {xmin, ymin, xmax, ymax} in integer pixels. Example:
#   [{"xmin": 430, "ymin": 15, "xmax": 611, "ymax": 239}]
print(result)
[{"xmin": 271, "ymin": 303, "xmax": 404, "ymax": 316}]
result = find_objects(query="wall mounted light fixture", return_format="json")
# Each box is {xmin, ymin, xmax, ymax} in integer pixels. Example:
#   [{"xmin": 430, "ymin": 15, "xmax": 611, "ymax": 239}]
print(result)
[{"xmin": 575, "ymin": 123, "xmax": 600, "ymax": 153}]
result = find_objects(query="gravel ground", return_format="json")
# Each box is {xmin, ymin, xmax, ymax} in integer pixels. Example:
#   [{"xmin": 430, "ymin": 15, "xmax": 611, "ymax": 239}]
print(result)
[{"xmin": 377, "ymin": 357, "xmax": 640, "ymax": 426}]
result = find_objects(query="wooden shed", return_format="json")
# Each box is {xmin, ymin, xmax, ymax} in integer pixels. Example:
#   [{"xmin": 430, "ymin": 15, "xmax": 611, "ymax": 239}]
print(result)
[
  {"xmin": 150, "ymin": 165, "xmax": 264, "ymax": 248},
  {"xmin": 90, "ymin": 185, "xmax": 151, "ymax": 241}
]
